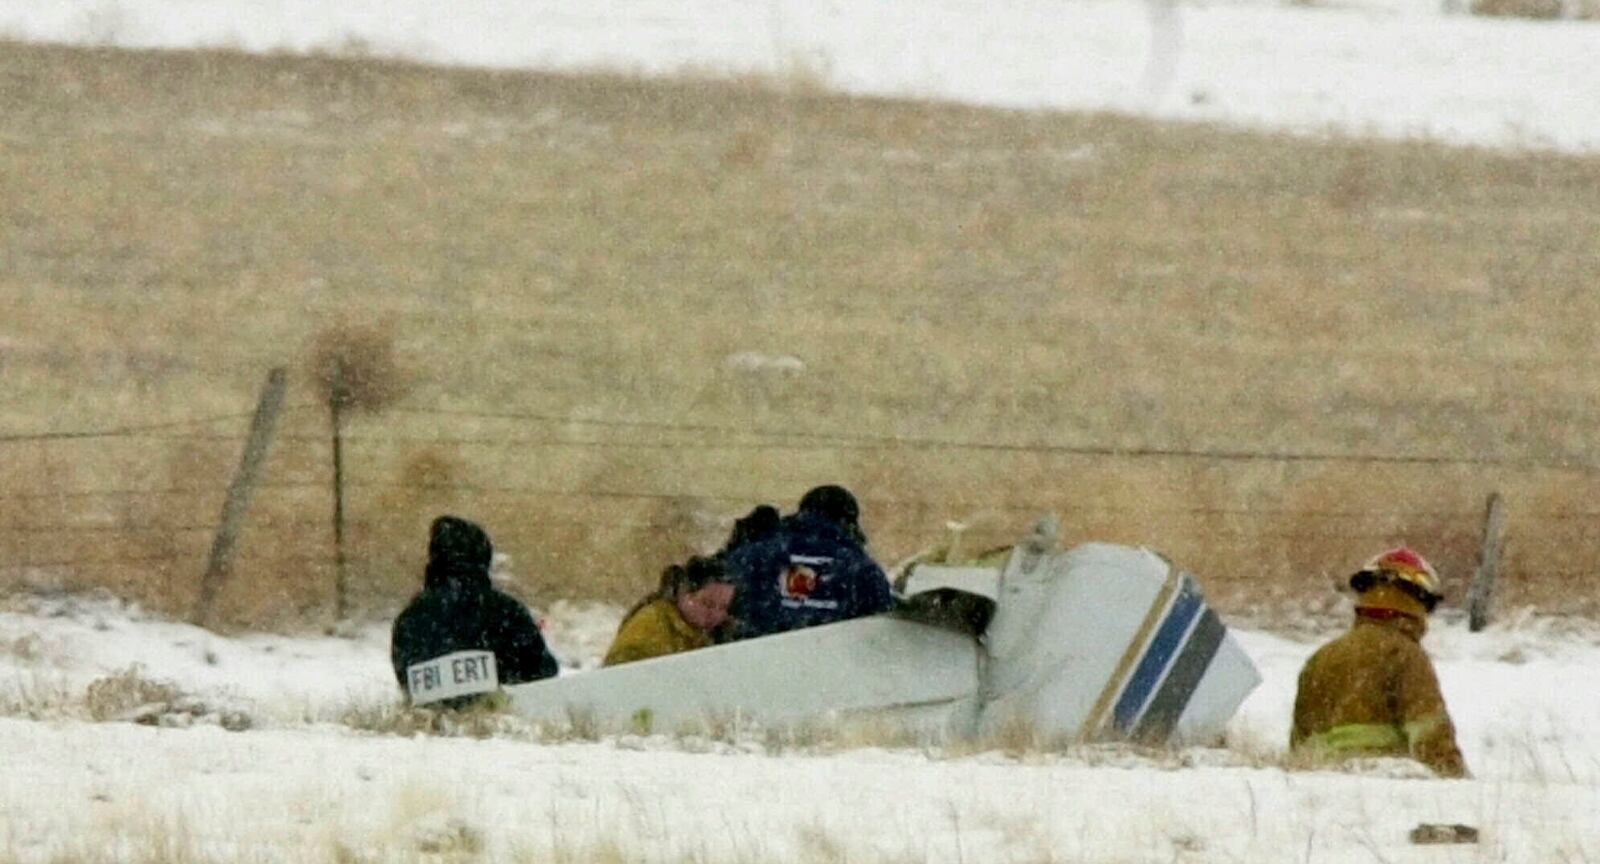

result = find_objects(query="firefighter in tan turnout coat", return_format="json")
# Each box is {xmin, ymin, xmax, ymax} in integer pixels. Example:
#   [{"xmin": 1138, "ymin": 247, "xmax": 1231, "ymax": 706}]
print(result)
[{"xmin": 1291, "ymin": 547, "xmax": 1468, "ymax": 778}]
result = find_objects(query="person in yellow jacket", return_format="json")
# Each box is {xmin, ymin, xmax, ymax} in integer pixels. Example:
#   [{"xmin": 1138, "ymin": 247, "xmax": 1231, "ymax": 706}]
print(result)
[
  {"xmin": 604, "ymin": 555, "xmax": 735, "ymax": 666},
  {"xmin": 1291, "ymin": 547, "xmax": 1468, "ymax": 778}
]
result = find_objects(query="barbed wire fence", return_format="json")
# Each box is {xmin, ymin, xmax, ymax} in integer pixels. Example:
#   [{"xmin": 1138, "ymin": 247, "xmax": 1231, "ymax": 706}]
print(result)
[{"xmin": 0, "ymin": 375, "xmax": 1561, "ymax": 628}]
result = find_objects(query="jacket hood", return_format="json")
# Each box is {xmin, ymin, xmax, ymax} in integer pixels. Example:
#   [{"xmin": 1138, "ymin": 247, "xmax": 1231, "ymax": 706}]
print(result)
[
  {"xmin": 797, "ymin": 485, "xmax": 860, "ymax": 530},
  {"xmin": 783, "ymin": 510, "xmax": 866, "ymax": 547},
  {"xmin": 424, "ymin": 515, "xmax": 493, "ymax": 592}
]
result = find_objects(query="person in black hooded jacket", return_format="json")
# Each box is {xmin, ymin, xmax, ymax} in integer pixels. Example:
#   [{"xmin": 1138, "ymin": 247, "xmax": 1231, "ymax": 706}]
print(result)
[{"xmin": 390, "ymin": 515, "xmax": 559, "ymax": 707}]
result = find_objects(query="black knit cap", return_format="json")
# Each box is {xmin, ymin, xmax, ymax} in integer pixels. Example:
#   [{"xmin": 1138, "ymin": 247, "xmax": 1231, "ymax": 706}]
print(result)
[
  {"xmin": 428, "ymin": 515, "xmax": 493, "ymax": 572},
  {"xmin": 798, "ymin": 484, "xmax": 860, "ymax": 527}
]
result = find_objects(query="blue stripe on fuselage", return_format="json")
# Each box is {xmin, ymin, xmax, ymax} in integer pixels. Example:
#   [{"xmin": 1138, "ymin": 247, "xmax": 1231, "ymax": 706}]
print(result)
[{"xmin": 1111, "ymin": 577, "xmax": 1204, "ymax": 733}]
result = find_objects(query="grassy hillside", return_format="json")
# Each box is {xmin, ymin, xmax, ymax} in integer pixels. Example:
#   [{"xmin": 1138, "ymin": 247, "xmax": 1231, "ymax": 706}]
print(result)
[{"xmin": 2, "ymin": 42, "xmax": 1598, "ymax": 626}]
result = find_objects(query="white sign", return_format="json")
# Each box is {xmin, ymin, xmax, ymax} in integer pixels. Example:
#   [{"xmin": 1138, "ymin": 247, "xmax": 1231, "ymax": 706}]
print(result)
[{"xmin": 406, "ymin": 650, "xmax": 499, "ymax": 706}]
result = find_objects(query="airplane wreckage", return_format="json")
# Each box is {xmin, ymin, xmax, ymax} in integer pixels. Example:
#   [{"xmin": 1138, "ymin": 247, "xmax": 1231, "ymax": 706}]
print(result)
[{"xmin": 503, "ymin": 520, "xmax": 1262, "ymax": 745}]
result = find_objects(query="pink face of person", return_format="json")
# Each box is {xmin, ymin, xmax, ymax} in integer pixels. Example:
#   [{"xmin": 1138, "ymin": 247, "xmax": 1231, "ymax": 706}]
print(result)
[{"xmin": 677, "ymin": 582, "xmax": 734, "ymax": 631}]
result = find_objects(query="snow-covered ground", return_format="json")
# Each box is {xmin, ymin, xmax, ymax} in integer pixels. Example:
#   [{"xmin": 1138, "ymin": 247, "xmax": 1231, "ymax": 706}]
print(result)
[
  {"xmin": 2, "ymin": 591, "xmax": 1598, "ymax": 863},
  {"xmin": 2, "ymin": 0, "xmax": 1597, "ymax": 152},
  {"xmin": 3, "ymin": 1, "xmax": 1597, "ymax": 860}
]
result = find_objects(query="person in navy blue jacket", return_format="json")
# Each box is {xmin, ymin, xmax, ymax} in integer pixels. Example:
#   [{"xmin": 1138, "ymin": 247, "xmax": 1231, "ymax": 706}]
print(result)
[{"xmin": 724, "ymin": 485, "xmax": 895, "ymax": 639}]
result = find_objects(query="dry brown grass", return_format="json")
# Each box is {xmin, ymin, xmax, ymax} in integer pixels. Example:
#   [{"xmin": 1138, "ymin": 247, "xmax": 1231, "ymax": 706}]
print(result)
[
  {"xmin": 3, "ymin": 43, "xmax": 1600, "ymax": 627},
  {"xmin": 0, "ymin": 674, "xmax": 80, "ymax": 721},
  {"xmin": 1471, "ymin": 0, "xmax": 1599, "ymax": 18},
  {"xmin": 83, "ymin": 666, "xmax": 182, "ymax": 722},
  {"xmin": 309, "ymin": 322, "xmax": 408, "ymax": 413}
]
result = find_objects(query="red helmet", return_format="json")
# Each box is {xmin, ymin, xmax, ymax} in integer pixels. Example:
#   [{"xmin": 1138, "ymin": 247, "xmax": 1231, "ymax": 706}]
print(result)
[{"xmin": 1350, "ymin": 547, "xmax": 1443, "ymax": 611}]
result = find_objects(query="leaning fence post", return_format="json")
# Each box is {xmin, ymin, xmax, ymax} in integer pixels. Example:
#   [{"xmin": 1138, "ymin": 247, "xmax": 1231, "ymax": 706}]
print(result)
[
  {"xmin": 1466, "ymin": 491, "xmax": 1506, "ymax": 632},
  {"xmin": 195, "ymin": 367, "xmax": 288, "ymax": 627}
]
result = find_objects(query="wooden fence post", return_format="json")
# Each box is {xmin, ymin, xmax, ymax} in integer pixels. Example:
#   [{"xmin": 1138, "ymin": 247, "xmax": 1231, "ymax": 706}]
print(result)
[
  {"xmin": 329, "ymin": 363, "xmax": 350, "ymax": 622},
  {"xmin": 1466, "ymin": 492, "xmax": 1506, "ymax": 632},
  {"xmin": 195, "ymin": 367, "xmax": 288, "ymax": 627}
]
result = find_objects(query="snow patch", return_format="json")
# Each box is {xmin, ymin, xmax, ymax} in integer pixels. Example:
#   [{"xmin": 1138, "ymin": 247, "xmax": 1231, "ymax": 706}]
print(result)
[
  {"xmin": 5, "ymin": 0, "xmax": 1595, "ymax": 152},
  {"xmin": 724, "ymin": 351, "xmax": 806, "ymax": 375}
]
